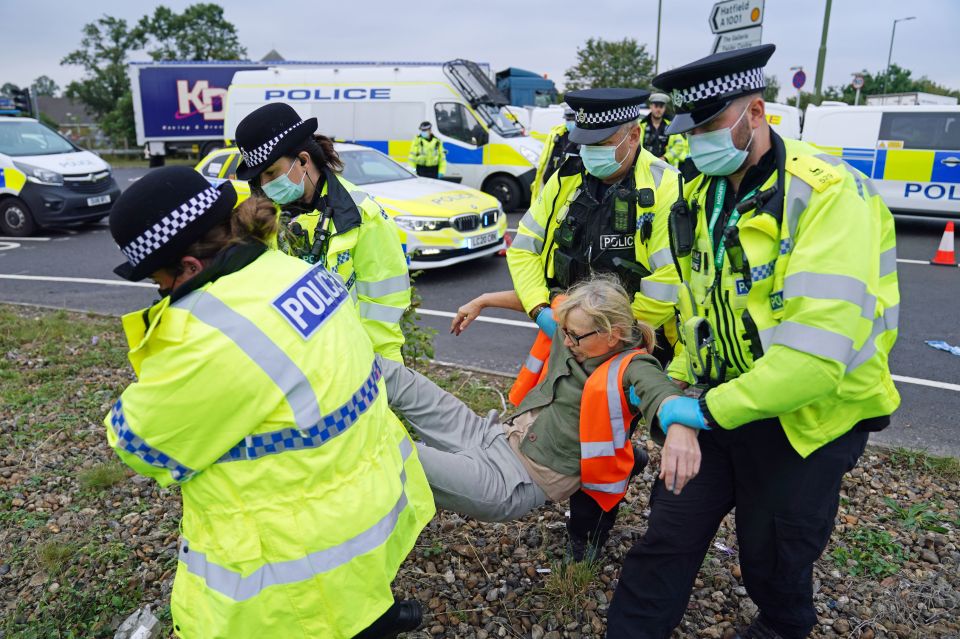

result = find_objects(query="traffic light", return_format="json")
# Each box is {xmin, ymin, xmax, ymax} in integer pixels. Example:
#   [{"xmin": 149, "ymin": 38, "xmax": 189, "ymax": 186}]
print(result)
[{"xmin": 12, "ymin": 87, "xmax": 32, "ymax": 116}]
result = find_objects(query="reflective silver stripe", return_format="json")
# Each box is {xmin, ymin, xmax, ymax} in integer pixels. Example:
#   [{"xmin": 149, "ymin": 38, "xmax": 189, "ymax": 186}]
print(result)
[
  {"xmin": 785, "ymin": 178, "xmax": 814, "ymax": 241},
  {"xmin": 524, "ymin": 353, "xmax": 545, "ymax": 375},
  {"xmin": 648, "ymin": 247, "xmax": 674, "ymax": 271},
  {"xmin": 356, "ymin": 273, "xmax": 410, "ymax": 299},
  {"xmin": 759, "ymin": 326, "xmax": 775, "ymax": 352},
  {"xmin": 583, "ymin": 478, "xmax": 630, "ymax": 494},
  {"xmin": 348, "ymin": 189, "xmax": 369, "ymax": 206},
  {"xmin": 883, "ymin": 302, "xmax": 900, "ymax": 332},
  {"xmin": 519, "ymin": 211, "xmax": 546, "ymax": 238},
  {"xmin": 179, "ymin": 438, "xmax": 414, "ymax": 602},
  {"xmin": 815, "ymin": 154, "xmax": 880, "ymax": 198},
  {"xmin": 511, "ymin": 233, "xmax": 543, "ymax": 254},
  {"xmin": 848, "ymin": 304, "xmax": 899, "ymax": 372},
  {"xmin": 783, "ymin": 272, "xmax": 876, "ymax": 320},
  {"xmin": 176, "ymin": 291, "xmax": 320, "ymax": 432},
  {"xmin": 649, "ymin": 162, "xmax": 665, "ymax": 189},
  {"xmin": 606, "ymin": 352, "xmax": 633, "ymax": 449},
  {"xmin": 770, "ymin": 321, "xmax": 854, "ymax": 364},
  {"xmin": 580, "ymin": 441, "xmax": 616, "ymax": 459},
  {"xmin": 359, "ymin": 301, "xmax": 405, "ymax": 323},
  {"xmin": 880, "ymin": 247, "xmax": 898, "ymax": 278},
  {"xmin": 639, "ymin": 279, "xmax": 679, "ymax": 303}
]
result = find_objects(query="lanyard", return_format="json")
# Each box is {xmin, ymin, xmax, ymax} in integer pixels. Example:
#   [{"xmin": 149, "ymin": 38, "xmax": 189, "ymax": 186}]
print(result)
[{"xmin": 707, "ymin": 179, "xmax": 757, "ymax": 273}]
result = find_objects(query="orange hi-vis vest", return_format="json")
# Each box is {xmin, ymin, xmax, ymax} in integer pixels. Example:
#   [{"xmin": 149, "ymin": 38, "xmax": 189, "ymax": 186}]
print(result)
[
  {"xmin": 510, "ymin": 327, "xmax": 646, "ymax": 511},
  {"xmin": 509, "ymin": 296, "xmax": 566, "ymax": 407}
]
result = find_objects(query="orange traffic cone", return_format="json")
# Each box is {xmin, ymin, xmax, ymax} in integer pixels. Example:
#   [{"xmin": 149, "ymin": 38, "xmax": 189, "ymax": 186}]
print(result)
[
  {"xmin": 498, "ymin": 232, "xmax": 513, "ymax": 256},
  {"xmin": 931, "ymin": 221, "xmax": 956, "ymax": 266}
]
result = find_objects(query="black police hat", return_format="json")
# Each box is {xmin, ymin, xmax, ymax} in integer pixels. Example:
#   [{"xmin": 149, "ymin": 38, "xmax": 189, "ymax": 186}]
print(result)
[
  {"xmin": 109, "ymin": 166, "xmax": 237, "ymax": 281},
  {"xmin": 235, "ymin": 103, "xmax": 318, "ymax": 181},
  {"xmin": 564, "ymin": 88, "xmax": 650, "ymax": 145},
  {"xmin": 654, "ymin": 44, "xmax": 776, "ymax": 135},
  {"xmin": 419, "ymin": 121, "xmax": 432, "ymax": 130}
]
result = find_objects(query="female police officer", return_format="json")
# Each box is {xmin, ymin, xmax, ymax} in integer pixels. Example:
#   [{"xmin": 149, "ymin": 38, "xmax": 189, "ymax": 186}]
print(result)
[
  {"xmin": 105, "ymin": 166, "xmax": 434, "ymax": 638},
  {"xmin": 235, "ymin": 103, "xmax": 411, "ymax": 362}
]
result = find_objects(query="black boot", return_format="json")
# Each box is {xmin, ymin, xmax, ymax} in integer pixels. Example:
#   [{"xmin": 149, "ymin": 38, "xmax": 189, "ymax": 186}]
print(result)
[
  {"xmin": 352, "ymin": 599, "xmax": 423, "ymax": 638},
  {"xmin": 734, "ymin": 617, "xmax": 786, "ymax": 639},
  {"xmin": 631, "ymin": 443, "xmax": 649, "ymax": 478}
]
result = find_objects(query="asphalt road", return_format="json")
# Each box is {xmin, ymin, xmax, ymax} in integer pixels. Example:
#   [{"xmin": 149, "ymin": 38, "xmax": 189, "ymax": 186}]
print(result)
[{"xmin": 2, "ymin": 166, "xmax": 958, "ymax": 456}]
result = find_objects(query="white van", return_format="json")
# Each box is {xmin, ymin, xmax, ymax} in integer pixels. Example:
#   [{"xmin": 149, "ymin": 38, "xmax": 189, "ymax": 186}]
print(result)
[
  {"xmin": 0, "ymin": 117, "xmax": 120, "ymax": 236},
  {"xmin": 802, "ymin": 104, "xmax": 960, "ymax": 218},
  {"xmin": 764, "ymin": 103, "xmax": 802, "ymax": 139},
  {"xmin": 224, "ymin": 60, "xmax": 543, "ymax": 211}
]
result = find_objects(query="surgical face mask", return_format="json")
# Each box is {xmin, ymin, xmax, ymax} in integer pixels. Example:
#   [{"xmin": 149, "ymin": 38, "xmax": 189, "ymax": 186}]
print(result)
[
  {"xmin": 580, "ymin": 131, "xmax": 631, "ymax": 179},
  {"xmin": 262, "ymin": 160, "xmax": 306, "ymax": 205},
  {"xmin": 564, "ymin": 120, "xmax": 575, "ymax": 133},
  {"xmin": 419, "ymin": 130, "xmax": 431, "ymax": 138},
  {"xmin": 687, "ymin": 105, "xmax": 755, "ymax": 176}
]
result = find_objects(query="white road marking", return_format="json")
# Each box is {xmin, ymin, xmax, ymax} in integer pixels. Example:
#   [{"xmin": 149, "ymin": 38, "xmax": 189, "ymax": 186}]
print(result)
[
  {"xmin": 0, "ymin": 242, "xmax": 21, "ymax": 251},
  {"xmin": 0, "ymin": 236, "xmax": 51, "ymax": 241},
  {"xmin": 896, "ymin": 258, "xmax": 933, "ymax": 265},
  {"xmin": 2, "ymin": 273, "xmax": 958, "ymax": 393}
]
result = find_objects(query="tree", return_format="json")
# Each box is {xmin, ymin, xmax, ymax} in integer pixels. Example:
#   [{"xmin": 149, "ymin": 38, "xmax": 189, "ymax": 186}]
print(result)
[
  {"xmin": 821, "ymin": 65, "xmax": 960, "ymax": 106},
  {"xmin": 565, "ymin": 38, "xmax": 654, "ymax": 91},
  {"xmin": 137, "ymin": 4, "xmax": 246, "ymax": 61},
  {"xmin": 61, "ymin": 16, "xmax": 145, "ymax": 145},
  {"xmin": 763, "ymin": 74, "xmax": 780, "ymax": 103},
  {"xmin": 33, "ymin": 75, "xmax": 60, "ymax": 97},
  {"xmin": 1, "ymin": 83, "xmax": 21, "ymax": 97}
]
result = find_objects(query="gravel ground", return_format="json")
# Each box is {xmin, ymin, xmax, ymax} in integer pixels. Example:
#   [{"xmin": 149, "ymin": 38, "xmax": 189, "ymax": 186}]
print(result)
[{"xmin": 1, "ymin": 304, "xmax": 958, "ymax": 638}]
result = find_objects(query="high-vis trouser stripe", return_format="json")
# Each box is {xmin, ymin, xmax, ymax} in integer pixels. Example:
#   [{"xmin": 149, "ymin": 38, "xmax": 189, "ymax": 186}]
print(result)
[
  {"xmin": 880, "ymin": 247, "xmax": 898, "ymax": 278},
  {"xmin": 217, "ymin": 359, "xmax": 382, "ymax": 463},
  {"xmin": 770, "ymin": 321, "xmax": 855, "ymax": 364},
  {"xmin": 510, "ymin": 233, "xmax": 543, "ymax": 254},
  {"xmin": 110, "ymin": 401, "xmax": 195, "ymax": 482},
  {"xmin": 360, "ymin": 301, "xmax": 406, "ymax": 323},
  {"xmin": 179, "ymin": 438, "xmax": 414, "ymax": 602},
  {"xmin": 519, "ymin": 211, "xmax": 545, "ymax": 238},
  {"xmin": 581, "ymin": 441, "xmax": 617, "ymax": 459},
  {"xmin": 648, "ymin": 247, "xmax": 674, "ymax": 271},
  {"xmin": 524, "ymin": 354, "xmax": 545, "ymax": 375},
  {"xmin": 582, "ymin": 478, "xmax": 630, "ymax": 494},
  {"xmin": 783, "ymin": 272, "xmax": 876, "ymax": 320},
  {"xmin": 177, "ymin": 291, "xmax": 321, "ymax": 432},
  {"xmin": 356, "ymin": 273, "xmax": 410, "ymax": 299},
  {"xmin": 639, "ymin": 280, "xmax": 679, "ymax": 303}
]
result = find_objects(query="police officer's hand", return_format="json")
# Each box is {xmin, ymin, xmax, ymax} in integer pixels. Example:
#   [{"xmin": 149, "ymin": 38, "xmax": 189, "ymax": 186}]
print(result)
[
  {"xmin": 659, "ymin": 423, "xmax": 701, "ymax": 496},
  {"xmin": 451, "ymin": 296, "xmax": 486, "ymax": 335}
]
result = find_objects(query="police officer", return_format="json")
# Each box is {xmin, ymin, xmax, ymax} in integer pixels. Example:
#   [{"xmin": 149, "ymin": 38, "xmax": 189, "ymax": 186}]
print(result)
[
  {"xmin": 105, "ymin": 167, "xmax": 435, "ymax": 638},
  {"xmin": 606, "ymin": 45, "xmax": 901, "ymax": 639},
  {"xmin": 638, "ymin": 92, "xmax": 689, "ymax": 168},
  {"xmin": 507, "ymin": 88, "xmax": 683, "ymax": 560},
  {"xmin": 408, "ymin": 121, "xmax": 447, "ymax": 178},
  {"xmin": 235, "ymin": 103, "xmax": 411, "ymax": 362},
  {"xmin": 531, "ymin": 105, "xmax": 580, "ymax": 201}
]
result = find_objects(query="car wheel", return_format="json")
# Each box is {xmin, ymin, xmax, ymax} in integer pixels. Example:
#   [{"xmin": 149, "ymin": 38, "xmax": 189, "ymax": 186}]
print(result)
[
  {"xmin": 484, "ymin": 175, "xmax": 523, "ymax": 212},
  {"xmin": 0, "ymin": 197, "xmax": 38, "ymax": 237}
]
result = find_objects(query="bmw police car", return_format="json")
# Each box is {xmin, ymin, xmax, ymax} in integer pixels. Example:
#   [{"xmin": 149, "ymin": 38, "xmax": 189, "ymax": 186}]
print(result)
[
  {"xmin": 195, "ymin": 143, "xmax": 508, "ymax": 268},
  {"xmin": 0, "ymin": 117, "xmax": 120, "ymax": 236}
]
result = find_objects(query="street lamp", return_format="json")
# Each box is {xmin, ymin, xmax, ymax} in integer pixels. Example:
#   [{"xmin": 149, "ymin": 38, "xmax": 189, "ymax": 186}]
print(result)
[{"xmin": 882, "ymin": 16, "xmax": 915, "ymax": 97}]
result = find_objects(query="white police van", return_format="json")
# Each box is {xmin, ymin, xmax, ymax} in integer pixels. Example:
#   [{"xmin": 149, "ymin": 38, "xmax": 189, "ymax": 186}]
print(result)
[
  {"xmin": 224, "ymin": 60, "xmax": 543, "ymax": 211},
  {"xmin": 802, "ymin": 104, "xmax": 960, "ymax": 218},
  {"xmin": 0, "ymin": 117, "xmax": 120, "ymax": 236}
]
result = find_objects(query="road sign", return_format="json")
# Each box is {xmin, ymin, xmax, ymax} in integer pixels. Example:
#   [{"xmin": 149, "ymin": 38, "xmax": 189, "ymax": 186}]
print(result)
[
  {"xmin": 852, "ymin": 75, "xmax": 865, "ymax": 89},
  {"xmin": 792, "ymin": 70, "xmax": 807, "ymax": 90},
  {"xmin": 710, "ymin": 0, "xmax": 765, "ymax": 34},
  {"xmin": 712, "ymin": 26, "xmax": 763, "ymax": 54}
]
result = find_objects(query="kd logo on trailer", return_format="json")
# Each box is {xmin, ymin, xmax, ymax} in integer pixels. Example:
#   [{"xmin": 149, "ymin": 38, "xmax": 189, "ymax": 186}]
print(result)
[{"xmin": 273, "ymin": 266, "xmax": 348, "ymax": 339}]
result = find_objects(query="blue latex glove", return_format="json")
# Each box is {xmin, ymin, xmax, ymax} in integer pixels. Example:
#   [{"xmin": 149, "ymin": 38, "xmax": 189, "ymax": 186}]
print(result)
[
  {"xmin": 438, "ymin": 171, "xmax": 445, "ymax": 178},
  {"xmin": 657, "ymin": 396, "xmax": 710, "ymax": 436},
  {"xmin": 535, "ymin": 307, "xmax": 557, "ymax": 335},
  {"xmin": 628, "ymin": 386, "xmax": 640, "ymax": 408}
]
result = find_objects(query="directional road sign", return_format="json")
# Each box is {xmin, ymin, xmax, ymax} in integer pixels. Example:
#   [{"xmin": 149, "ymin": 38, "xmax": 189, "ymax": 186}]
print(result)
[
  {"xmin": 712, "ymin": 25, "xmax": 763, "ymax": 54},
  {"xmin": 710, "ymin": 0, "xmax": 765, "ymax": 34}
]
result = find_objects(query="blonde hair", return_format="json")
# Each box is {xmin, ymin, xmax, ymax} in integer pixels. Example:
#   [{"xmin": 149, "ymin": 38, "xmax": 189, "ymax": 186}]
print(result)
[{"xmin": 555, "ymin": 274, "xmax": 656, "ymax": 352}]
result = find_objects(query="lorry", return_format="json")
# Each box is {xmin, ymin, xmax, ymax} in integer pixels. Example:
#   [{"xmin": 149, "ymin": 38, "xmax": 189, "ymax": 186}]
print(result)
[{"xmin": 495, "ymin": 68, "xmax": 558, "ymax": 107}]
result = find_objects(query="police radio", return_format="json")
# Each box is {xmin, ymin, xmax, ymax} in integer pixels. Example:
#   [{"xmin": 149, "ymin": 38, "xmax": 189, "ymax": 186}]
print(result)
[{"xmin": 669, "ymin": 175, "xmax": 696, "ymax": 258}]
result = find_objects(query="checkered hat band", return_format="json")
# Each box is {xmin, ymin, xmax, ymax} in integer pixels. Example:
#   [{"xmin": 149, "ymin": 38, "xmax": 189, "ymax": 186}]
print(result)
[
  {"xmin": 239, "ymin": 121, "xmax": 304, "ymax": 167},
  {"xmin": 678, "ymin": 67, "xmax": 764, "ymax": 107},
  {"xmin": 575, "ymin": 104, "xmax": 643, "ymax": 128},
  {"xmin": 121, "ymin": 186, "xmax": 220, "ymax": 266}
]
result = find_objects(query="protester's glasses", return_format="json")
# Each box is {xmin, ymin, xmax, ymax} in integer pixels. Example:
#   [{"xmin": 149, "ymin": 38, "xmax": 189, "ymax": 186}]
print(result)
[{"xmin": 560, "ymin": 327, "xmax": 601, "ymax": 346}]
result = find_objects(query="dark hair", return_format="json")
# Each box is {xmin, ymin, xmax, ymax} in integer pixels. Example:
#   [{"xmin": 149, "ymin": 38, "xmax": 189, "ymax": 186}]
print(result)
[
  {"xmin": 158, "ymin": 196, "xmax": 278, "ymax": 274},
  {"xmin": 247, "ymin": 133, "xmax": 343, "ymax": 198}
]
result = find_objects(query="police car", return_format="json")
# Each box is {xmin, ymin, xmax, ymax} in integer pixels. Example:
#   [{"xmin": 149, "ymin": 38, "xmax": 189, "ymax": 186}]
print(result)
[
  {"xmin": 0, "ymin": 117, "xmax": 120, "ymax": 236},
  {"xmin": 195, "ymin": 143, "xmax": 508, "ymax": 269},
  {"xmin": 803, "ymin": 104, "xmax": 960, "ymax": 218}
]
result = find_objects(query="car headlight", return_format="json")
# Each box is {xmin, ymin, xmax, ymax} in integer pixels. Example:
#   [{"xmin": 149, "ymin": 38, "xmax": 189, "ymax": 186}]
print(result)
[
  {"xmin": 13, "ymin": 162, "xmax": 64, "ymax": 186},
  {"xmin": 394, "ymin": 216, "xmax": 451, "ymax": 232},
  {"xmin": 518, "ymin": 145, "xmax": 540, "ymax": 165}
]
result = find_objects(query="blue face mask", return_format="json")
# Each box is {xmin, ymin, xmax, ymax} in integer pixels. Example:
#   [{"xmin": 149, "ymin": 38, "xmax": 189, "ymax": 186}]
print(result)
[
  {"xmin": 687, "ymin": 105, "xmax": 755, "ymax": 176},
  {"xmin": 564, "ymin": 120, "xmax": 575, "ymax": 133},
  {"xmin": 419, "ymin": 131, "xmax": 431, "ymax": 138},
  {"xmin": 262, "ymin": 160, "xmax": 305, "ymax": 205},
  {"xmin": 580, "ymin": 131, "xmax": 630, "ymax": 179}
]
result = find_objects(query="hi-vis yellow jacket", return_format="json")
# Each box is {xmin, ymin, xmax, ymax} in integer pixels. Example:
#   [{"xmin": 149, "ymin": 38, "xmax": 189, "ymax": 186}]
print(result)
[
  {"xmin": 670, "ymin": 136, "xmax": 900, "ymax": 456},
  {"xmin": 288, "ymin": 173, "xmax": 410, "ymax": 362},
  {"xmin": 508, "ymin": 148, "xmax": 683, "ymax": 336},
  {"xmin": 531, "ymin": 123, "xmax": 573, "ymax": 201},
  {"xmin": 407, "ymin": 135, "xmax": 447, "ymax": 173},
  {"xmin": 105, "ymin": 250, "xmax": 434, "ymax": 638}
]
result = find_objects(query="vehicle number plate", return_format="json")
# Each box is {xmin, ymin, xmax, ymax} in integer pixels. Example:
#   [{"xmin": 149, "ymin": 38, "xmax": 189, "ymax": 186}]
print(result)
[
  {"xmin": 468, "ymin": 231, "xmax": 499, "ymax": 249},
  {"xmin": 87, "ymin": 195, "xmax": 111, "ymax": 207}
]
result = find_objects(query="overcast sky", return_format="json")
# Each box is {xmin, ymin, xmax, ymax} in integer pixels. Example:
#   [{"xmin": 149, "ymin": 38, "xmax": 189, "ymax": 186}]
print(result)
[{"xmin": 6, "ymin": 0, "xmax": 958, "ymax": 99}]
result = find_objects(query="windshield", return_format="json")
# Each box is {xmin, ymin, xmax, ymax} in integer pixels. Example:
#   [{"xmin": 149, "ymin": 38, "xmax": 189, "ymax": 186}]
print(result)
[
  {"xmin": 340, "ymin": 148, "xmax": 415, "ymax": 185},
  {"xmin": 0, "ymin": 120, "xmax": 77, "ymax": 156},
  {"xmin": 443, "ymin": 59, "xmax": 524, "ymax": 138}
]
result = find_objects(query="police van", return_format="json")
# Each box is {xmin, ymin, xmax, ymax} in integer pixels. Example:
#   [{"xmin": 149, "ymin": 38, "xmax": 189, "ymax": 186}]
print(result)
[
  {"xmin": 764, "ymin": 103, "xmax": 801, "ymax": 139},
  {"xmin": 0, "ymin": 117, "xmax": 120, "ymax": 236},
  {"xmin": 802, "ymin": 104, "xmax": 960, "ymax": 218},
  {"xmin": 224, "ymin": 60, "xmax": 543, "ymax": 211}
]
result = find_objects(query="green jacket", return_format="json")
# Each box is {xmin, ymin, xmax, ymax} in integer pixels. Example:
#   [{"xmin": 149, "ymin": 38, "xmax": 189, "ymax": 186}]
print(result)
[{"xmin": 515, "ymin": 337, "xmax": 680, "ymax": 475}]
